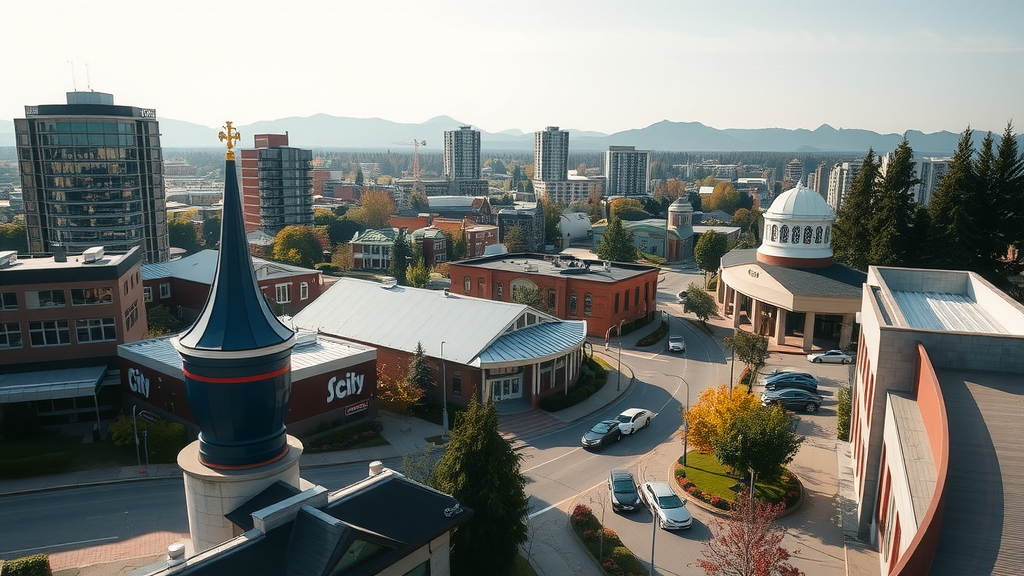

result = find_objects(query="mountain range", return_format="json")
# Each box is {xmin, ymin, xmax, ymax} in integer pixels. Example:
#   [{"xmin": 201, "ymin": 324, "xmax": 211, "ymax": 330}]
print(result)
[{"xmin": 0, "ymin": 115, "xmax": 1015, "ymax": 156}]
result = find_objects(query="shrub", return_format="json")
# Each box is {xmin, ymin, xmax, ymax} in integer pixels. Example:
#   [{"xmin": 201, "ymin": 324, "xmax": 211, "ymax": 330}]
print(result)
[
  {"xmin": 0, "ymin": 452, "xmax": 72, "ymax": 479},
  {"xmin": 635, "ymin": 320, "xmax": 669, "ymax": 347},
  {"xmin": 107, "ymin": 416, "xmax": 188, "ymax": 463},
  {"xmin": 837, "ymin": 386, "xmax": 852, "ymax": 441},
  {"xmin": 610, "ymin": 546, "xmax": 645, "ymax": 576},
  {"xmin": 314, "ymin": 263, "xmax": 338, "ymax": 274},
  {"xmin": 0, "ymin": 553, "xmax": 52, "ymax": 576},
  {"xmin": 305, "ymin": 420, "xmax": 384, "ymax": 453}
]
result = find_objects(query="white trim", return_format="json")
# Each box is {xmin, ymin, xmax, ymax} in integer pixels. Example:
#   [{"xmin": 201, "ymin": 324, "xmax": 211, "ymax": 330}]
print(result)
[{"xmin": 172, "ymin": 335, "xmax": 296, "ymax": 359}]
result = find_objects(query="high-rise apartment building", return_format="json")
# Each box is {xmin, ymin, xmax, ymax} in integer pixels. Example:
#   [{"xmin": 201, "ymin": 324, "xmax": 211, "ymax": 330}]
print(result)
[
  {"xmin": 240, "ymin": 134, "xmax": 313, "ymax": 235},
  {"xmin": 15, "ymin": 91, "xmax": 170, "ymax": 262},
  {"xmin": 910, "ymin": 157, "xmax": 951, "ymax": 205},
  {"xmin": 826, "ymin": 161, "xmax": 862, "ymax": 212},
  {"xmin": 604, "ymin": 146, "xmax": 651, "ymax": 195},
  {"xmin": 783, "ymin": 157, "xmax": 803, "ymax": 187},
  {"xmin": 443, "ymin": 126, "xmax": 481, "ymax": 180},
  {"xmin": 534, "ymin": 126, "xmax": 569, "ymax": 181}
]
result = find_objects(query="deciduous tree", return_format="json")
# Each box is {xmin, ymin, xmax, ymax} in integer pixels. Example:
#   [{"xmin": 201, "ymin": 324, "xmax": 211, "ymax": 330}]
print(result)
[
  {"xmin": 694, "ymin": 230, "xmax": 729, "ymax": 274},
  {"xmin": 407, "ymin": 256, "xmax": 430, "ymax": 288},
  {"xmin": 706, "ymin": 182, "xmax": 741, "ymax": 214},
  {"xmin": 349, "ymin": 190, "xmax": 396, "ymax": 229},
  {"xmin": 685, "ymin": 385, "xmax": 761, "ymax": 454},
  {"xmin": 609, "ymin": 197, "xmax": 649, "ymax": 221},
  {"xmin": 596, "ymin": 216, "xmax": 636, "ymax": 262},
  {"xmin": 714, "ymin": 405, "xmax": 803, "ymax": 482},
  {"xmin": 698, "ymin": 496, "xmax": 803, "ymax": 576},
  {"xmin": 430, "ymin": 398, "xmax": 529, "ymax": 576},
  {"xmin": 724, "ymin": 330, "xmax": 770, "ymax": 379},
  {"xmin": 0, "ymin": 221, "xmax": 27, "ymax": 253},
  {"xmin": 503, "ymin": 224, "xmax": 528, "ymax": 253},
  {"xmin": 331, "ymin": 243, "xmax": 354, "ymax": 272},
  {"xmin": 375, "ymin": 363, "xmax": 425, "ymax": 413},
  {"xmin": 271, "ymin": 225, "xmax": 323, "ymax": 268},
  {"xmin": 684, "ymin": 283, "xmax": 718, "ymax": 324},
  {"xmin": 168, "ymin": 217, "xmax": 202, "ymax": 254},
  {"xmin": 539, "ymin": 195, "xmax": 565, "ymax": 244}
]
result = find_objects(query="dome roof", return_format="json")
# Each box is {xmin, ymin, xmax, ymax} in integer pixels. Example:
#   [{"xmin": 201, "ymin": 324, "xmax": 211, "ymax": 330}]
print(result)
[
  {"xmin": 765, "ymin": 183, "xmax": 833, "ymax": 221},
  {"xmin": 668, "ymin": 197, "xmax": 693, "ymax": 212}
]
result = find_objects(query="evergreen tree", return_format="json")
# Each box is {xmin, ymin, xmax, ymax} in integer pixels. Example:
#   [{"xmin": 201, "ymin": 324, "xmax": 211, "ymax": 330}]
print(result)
[
  {"xmin": 832, "ymin": 149, "xmax": 879, "ymax": 271},
  {"xmin": 407, "ymin": 341, "xmax": 433, "ymax": 393},
  {"xmin": 869, "ymin": 137, "xmax": 919, "ymax": 267},
  {"xmin": 992, "ymin": 123, "xmax": 1024, "ymax": 276},
  {"xmin": 596, "ymin": 216, "xmax": 637, "ymax": 262},
  {"xmin": 355, "ymin": 169, "xmax": 364, "ymax": 186},
  {"xmin": 431, "ymin": 397, "xmax": 529, "ymax": 576},
  {"xmin": 928, "ymin": 127, "xmax": 980, "ymax": 271},
  {"xmin": 388, "ymin": 230, "xmax": 411, "ymax": 285}
]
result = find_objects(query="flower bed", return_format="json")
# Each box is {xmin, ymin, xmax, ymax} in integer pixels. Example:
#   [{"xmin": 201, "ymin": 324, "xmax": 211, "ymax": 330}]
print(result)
[
  {"xmin": 305, "ymin": 420, "xmax": 386, "ymax": 453},
  {"xmin": 569, "ymin": 504, "xmax": 648, "ymax": 576},
  {"xmin": 674, "ymin": 452, "xmax": 801, "ymax": 511}
]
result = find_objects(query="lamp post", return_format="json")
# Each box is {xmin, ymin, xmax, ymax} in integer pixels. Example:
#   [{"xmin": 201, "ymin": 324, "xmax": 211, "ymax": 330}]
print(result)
[
  {"xmin": 729, "ymin": 347, "xmax": 736, "ymax": 394},
  {"xmin": 616, "ymin": 319, "xmax": 625, "ymax": 391},
  {"xmin": 655, "ymin": 371, "xmax": 690, "ymax": 466},
  {"xmin": 132, "ymin": 405, "xmax": 141, "ymax": 474},
  {"xmin": 749, "ymin": 467, "xmax": 756, "ymax": 510},
  {"xmin": 440, "ymin": 341, "xmax": 449, "ymax": 440}
]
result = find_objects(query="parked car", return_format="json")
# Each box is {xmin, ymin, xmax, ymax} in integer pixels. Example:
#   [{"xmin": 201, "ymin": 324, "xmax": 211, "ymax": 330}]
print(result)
[
  {"xmin": 608, "ymin": 469, "xmax": 641, "ymax": 512},
  {"xmin": 807, "ymin": 349, "xmax": 852, "ymax": 364},
  {"xmin": 640, "ymin": 482, "xmax": 692, "ymax": 530},
  {"xmin": 677, "ymin": 290, "xmax": 688, "ymax": 304},
  {"xmin": 581, "ymin": 420, "xmax": 622, "ymax": 449},
  {"xmin": 763, "ymin": 373, "xmax": 819, "ymax": 393},
  {"xmin": 760, "ymin": 368, "xmax": 806, "ymax": 380},
  {"xmin": 616, "ymin": 408, "xmax": 655, "ymax": 435},
  {"xmin": 761, "ymin": 388, "xmax": 824, "ymax": 413},
  {"xmin": 667, "ymin": 335, "xmax": 686, "ymax": 353}
]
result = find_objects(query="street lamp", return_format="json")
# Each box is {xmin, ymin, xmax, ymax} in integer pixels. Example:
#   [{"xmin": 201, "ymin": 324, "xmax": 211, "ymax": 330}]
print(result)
[
  {"xmin": 616, "ymin": 319, "xmax": 625, "ymax": 391},
  {"xmin": 749, "ymin": 467, "xmax": 756, "ymax": 510},
  {"xmin": 440, "ymin": 341, "xmax": 449, "ymax": 440},
  {"xmin": 132, "ymin": 405, "xmax": 141, "ymax": 474},
  {"xmin": 655, "ymin": 371, "xmax": 690, "ymax": 466}
]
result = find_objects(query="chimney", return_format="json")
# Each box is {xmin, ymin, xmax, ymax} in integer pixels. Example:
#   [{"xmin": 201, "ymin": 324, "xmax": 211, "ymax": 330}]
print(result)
[
  {"xmin": 52, "ymin": 244, "xmax": 67, "ymax": 263},
  {"xmin": 369, "ymin": 460, "xmax": 384, "ymax": 475}
]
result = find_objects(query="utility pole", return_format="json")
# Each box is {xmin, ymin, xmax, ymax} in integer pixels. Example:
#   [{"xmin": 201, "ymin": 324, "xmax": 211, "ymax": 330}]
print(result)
[{"xmin": 440, "ymin": 341, "xmax": 449, "ymax": 440}]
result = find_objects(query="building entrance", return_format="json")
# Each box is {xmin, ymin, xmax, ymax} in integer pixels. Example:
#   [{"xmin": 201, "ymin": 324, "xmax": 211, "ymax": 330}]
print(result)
[{"xmin": 490, "ymin": 375, "xmax": 523, "ymax": 401}]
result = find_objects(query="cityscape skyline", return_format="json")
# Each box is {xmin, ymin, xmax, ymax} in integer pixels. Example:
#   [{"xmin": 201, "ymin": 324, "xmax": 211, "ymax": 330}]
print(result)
[{"xmin": 3, "ymin": 0, "xmax": 1023, "ymax": 137}]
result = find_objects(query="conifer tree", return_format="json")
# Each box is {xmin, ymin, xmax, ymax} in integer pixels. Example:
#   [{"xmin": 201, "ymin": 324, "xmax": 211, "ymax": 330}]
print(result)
[
  {"xmin": 596, "ymin": 216, "xmax": 637, "ymax": 262},
  {"xmin": 992, "ymin": 123, "xmax": 1024, "ymax": 276},
  {"xmin": 928, "ymin": 127, "xmax": 981, "ymax": 271},
  {"xmin": 388, "ymin": 230, "xmax": 411, "ymax": 285},
  {"xmin": 407, "ymin": 341, "xmax": 433, "ymax": 393},
  {"xmin": 869, "ymin": 137, "xmax": 919, "ymax": 267},
  {"xmin": 832, "ymin": 149, "xmax": 879, "ymax": 271},
  {"xmin": 431, "ymin": 397, "xmax": 529, "ymax": 576}
]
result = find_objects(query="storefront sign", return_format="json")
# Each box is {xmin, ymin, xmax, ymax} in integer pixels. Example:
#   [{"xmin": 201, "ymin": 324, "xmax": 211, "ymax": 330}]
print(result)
[
  {"xmin": 327, "ymin": 372, "xmax": 365, "ymax": 403},
  {"xmin": 128, "ymin": 367, "xmax": 150, "ymax": 398},
  {"xmin": 345, "ymin": 400, "xmax": 370, "ymax": 416}
]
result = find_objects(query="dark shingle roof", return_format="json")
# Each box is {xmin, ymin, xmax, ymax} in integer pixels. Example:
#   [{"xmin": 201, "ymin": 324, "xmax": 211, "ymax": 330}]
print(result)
[{"xmin": 722, "ymin": 249, "xmax": 865, "ymax": 299}]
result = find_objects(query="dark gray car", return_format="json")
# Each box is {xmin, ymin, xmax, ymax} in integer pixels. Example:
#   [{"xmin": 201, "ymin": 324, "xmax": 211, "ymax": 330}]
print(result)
[
  {"xmin": 608, "ymin": 469, "xmax": 641, "ymax": 512},
  {"xmin": 761, "ymin": 388, "xmax": 824, "ymax": 413},
  {"xmin": 763, "ymin": 373, "xmax": 819, "ymax": 393}
]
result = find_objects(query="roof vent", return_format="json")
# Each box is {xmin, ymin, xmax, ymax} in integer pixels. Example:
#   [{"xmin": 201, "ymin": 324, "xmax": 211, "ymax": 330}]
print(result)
[
  {"xmin": 380, "ymin": 276, "xmax": 398, "ymax": 289},
  {"xmin": 0, "ymin": 251, "xmax": 16, "ymax": 267},
  {"xmin": 83, "ymin": 246, "xmax": 105, "ymax": 263},
  {"xmin": 294, "ymin": 331, "xmax": 318, "ymax": 348},
  {"xmin": 52, "ymin": 244, "xmax": 67, "ymax": 263},
  {"xmin": 603, "ymin": 261, "xmax": 611, "ymax": 271},
  {"xmin": 369, "ymin": 460, "xmax": 384, "ymax": 475},
  {"xmin": 166, "ymin": 542, "xmax": 186, "ymax": 567},
  {"xmin": 443, "ymin": 288, "xmax": 450, "ymax": 297}
]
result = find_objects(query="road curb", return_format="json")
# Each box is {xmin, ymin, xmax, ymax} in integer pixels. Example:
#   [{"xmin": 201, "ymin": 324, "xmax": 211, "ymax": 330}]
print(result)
[{"xmin": 667, "ymin": 456, "xmax": 807, "ymax": 519}]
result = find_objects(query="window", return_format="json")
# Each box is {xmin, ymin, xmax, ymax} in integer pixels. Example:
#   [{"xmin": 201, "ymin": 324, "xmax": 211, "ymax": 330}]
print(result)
[
  {"xmin": 815, "ymin": 226, "xmax": 823, "ymax": 243},
  {"xmin": 624, "ymin": 289, "xmax": 629, "ymax": 311},
  {"xmin": 770, "ymin": 225, "xmax": 778, "ymax": 242},
  {"xmin": 76, "ymin": 318, "xmax": 117, "ymax": 343},
  {"xmin": 159, "ymin": 283, "xmax": 171, "ymax": 299},
  {"xmin": 791, "ymin": 226, "xmax": 801, "ymax": 243},
  {"xmin": 779, "ymin": 225, "xmax": 789, "ymax": 243},
  {"xmin": 803, "ymin": 226, "xmax": 812, "ymax": 244},
  {"xmin": 300, "ymin": 282, "xmax": 309, "ymax": 300},
  {"xmin": 584, "ymin": 293, "xmax": 592, "ymax": 315},
  {"xmin": 464, "ymin": 276, "xmax": 471, "ymax": 292},
  {"xmin": 71, "ymin": 287, "xmax": 113, "ymax": 306},
  {"xmin": 635, "ymin": 287, "xmax": 640, "ymax": 308},
  {"xmin": 29, "ymin": 320, "xmax": 71, "ymax": 347},
  {"xmin": 614, "ymin": 293, "xmax": 620, "ymax": 314},
  {"xmin": 644, "ymin": 283, "xmax": 649, "ymax": 305},
  {"xmin": 569, "ymin": 293, "xmax": 578, "ymax": 316},
  {"xmin": 824, "ymin": 226, "xmax": 831, "ymax": 244},
  {"xmin": 547, "ymin": 289, "xmax": 556, "ymax": 310},
  {"xmin": 478, "ymin": 278, "xmax": 484, "ymax": 297},
  {"xmin": 125, "ymin": 301, "xmax": 139, "ymax": 331},
  {"xmin": 453, "ymin": 372, "xmax": 462, "ymax": 398},
  {"xmin": 1, "ymin": 323, "xmax": 22, "ymax": 348},
  {"xmin": 276, "ymin": 283, "xmax": 291, "ymax": 303},
  {"xmin": 26, "ymin": 290, "xmax": 66, "ymax": 308},
  {"xmin": 1, "ymin": 292, "xmax": 17, "ymax": 310},
  {"xmin": 497, "ymin": 283, "xmax": 503, "ymax": 300},
  {"xmin": 435, "ymin": 254, "xmax": 444, "ymax": 263},
  {"xmin": 143, "ymin": 287, "xmax": 152, "ymax": 302}
]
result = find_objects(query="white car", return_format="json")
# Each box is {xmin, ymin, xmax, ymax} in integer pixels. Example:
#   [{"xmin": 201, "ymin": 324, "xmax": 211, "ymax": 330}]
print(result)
[
  {"xmin": 640, "ymin": 481, "xmax": 692, "ymax": 530},
  {"xmin": 615, "ymin": 408, "xmax": 655, "ymax": 435},
  {"xmin": 807, "ymin": 349, "xmax": 852, "ymax": 364},
  {"xmin": 667, "ymin": 335, "xmax": 686, "ymax": 353}
]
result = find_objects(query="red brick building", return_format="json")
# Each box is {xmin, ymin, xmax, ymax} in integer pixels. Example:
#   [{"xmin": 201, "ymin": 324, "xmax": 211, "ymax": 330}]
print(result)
[
  {"xmin": 448, "ymin": 254, "xmax": 660, "ymax": 338},
  {"xmin": 411, "ymin": 227, "xmax": 447, "ymax": 266}
]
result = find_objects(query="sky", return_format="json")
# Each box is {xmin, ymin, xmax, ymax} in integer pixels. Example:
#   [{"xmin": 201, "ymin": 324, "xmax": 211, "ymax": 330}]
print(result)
[{"xmin": 3, "ymin": 0, "xmax": 1023, "ymax": 136}]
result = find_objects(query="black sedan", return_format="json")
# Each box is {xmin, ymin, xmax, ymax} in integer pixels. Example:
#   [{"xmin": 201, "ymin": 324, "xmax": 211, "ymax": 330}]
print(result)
[
  {"xmin": 761, "ymin": 388, "xmax": 824, "ymax": 413},
  {"xmin": 608, "ymin": 469, "xmax": 641, "ymax": 512},
  {"xmin": 582, "ymin": 420, "xmax": 622, "ymax": 449},
  {"xmin": 763, "ymin": 373, "xmax": 819, "ymax": 393}
]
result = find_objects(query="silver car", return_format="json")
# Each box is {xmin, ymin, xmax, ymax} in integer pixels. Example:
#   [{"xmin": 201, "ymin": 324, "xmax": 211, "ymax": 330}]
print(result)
[
  {"xmin": 640, "ymin": 481, "xmax": 692, "ymax": 529},
  {"xmin": 807, "ymin": 349, "xmax": 852, "ymax": 364}
]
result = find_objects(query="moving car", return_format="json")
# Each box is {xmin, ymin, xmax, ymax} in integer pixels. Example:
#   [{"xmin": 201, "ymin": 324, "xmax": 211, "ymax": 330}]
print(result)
[
  {"xmin": 668, "ymin": 335, "xmax": 686, "ymax": 353},
  {"xmin": 616, "ymin": 408, "xmax": 654, "ymax": 435},
  {"xmin": 763, "ymin": 373, "xmax": 819, "ymax": 393},
  {"xmin": 807, "ymin": 349, "xmax": 853, "ymax": 364},
  {"xmin": 761, "ymin": 388, "xmax": 824, "ymax": 413},
  {"xmin": 640, "ymin": 481, "xmax": 692, "ymax": 530},
  {"xmin": 608, "ymin": 469, "xmax": 641, "ymax": 512},
  {"xmin": 581, "ymin": 420, "xmax": 622, "ymax": 449},
  {"xmin": 677, "ymin": 290, "xmax": 688, "ymax": 304}
]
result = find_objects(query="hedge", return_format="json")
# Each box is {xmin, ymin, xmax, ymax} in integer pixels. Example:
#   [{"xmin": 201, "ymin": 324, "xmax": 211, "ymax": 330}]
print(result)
[
  {"xmin": 108, "ymin": 416, "xmax": 188, "ymax": 463},
  {"xmin": 837, "ymin": 386, "xmax": 852, "ymax": 441},
  {"xmin": 539, "ymin": 357, "xmax": 608, "ymax": 412},
  {"xmin": 0, "ymin": 453, "xmax": 72, "ymax": 479},
  {"xmin": 0, "ymin": 553, "xmax": 52, "ymax": 576}
]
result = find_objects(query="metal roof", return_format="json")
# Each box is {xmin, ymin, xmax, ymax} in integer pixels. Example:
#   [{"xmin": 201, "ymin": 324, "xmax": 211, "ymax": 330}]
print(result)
[
  {"xmin": 350, "ymin": 229, "xmax": 397, "ymax": 244},
  {"xmin": 291, "ymin": 278, "xmax": 561, "ymax": 366},
  {"xmin": 143, "ymin": 250, "xmax": 317, "ymax": 283},
  {"xmin": 477, "ymin": 320, "xmax": 586, "ymax": 366},
  {"xmin": 0, "ymin": 365, "xmax": 107, "ymax": 403},
  {"xmin": 722, "ymin": 249, "xmax": 865, "ymax": 299},
  {"xmin": 890, "ymin": 290, "xmax": 1008, "ymax": 334}
]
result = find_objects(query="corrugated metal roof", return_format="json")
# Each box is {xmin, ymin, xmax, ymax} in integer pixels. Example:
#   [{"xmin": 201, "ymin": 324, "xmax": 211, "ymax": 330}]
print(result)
[
  {"xmin": 350, "ymin": 229, "xmax": 397, "ymax": 244},
  {"xmin": 142, "ymin": 250, "xmax": 317, "ymax": 283},
  {"xmin": 0, "ymin": 365, "xmax": 107, "ymax": 403},
  {"xmin": 291, "ymin": 278, "xmax": 550, "ymax": 366},
  {"xmin": 478, "ymin": 321, "xmax": 586, "ymax": 365},
  {"xmin": 891, "ymin": 290, "xmax": 1007, "ymax": 334}
]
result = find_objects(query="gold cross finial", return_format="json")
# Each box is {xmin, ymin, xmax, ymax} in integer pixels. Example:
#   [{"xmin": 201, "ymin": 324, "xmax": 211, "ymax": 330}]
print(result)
[{"xmin": 218, "ymin": 121, "xmax": 241, "ymax": 161}]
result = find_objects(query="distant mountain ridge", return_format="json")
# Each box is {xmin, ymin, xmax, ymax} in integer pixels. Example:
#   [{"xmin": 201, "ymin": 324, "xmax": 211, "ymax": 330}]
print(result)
[{"xmin": 1, "ymin": 116, "xmax": 1018, "ymax": 155}]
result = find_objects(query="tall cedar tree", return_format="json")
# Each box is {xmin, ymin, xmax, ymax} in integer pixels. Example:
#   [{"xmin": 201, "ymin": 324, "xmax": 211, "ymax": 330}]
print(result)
[
  {"xmin": 388, "ymin": 230, "xmax": 411, "ymax": 285},
  {"xmin": 928, "ymin": 127, "xmax": 983, "ymax": 271},
  {"xmin": 430, "ymin": 397, "xmax": 529, "ymax": 576},
  {"xmin": 407, "ymin": 342, "xmax": 433, "ymax": 393},
  {"xmin": 869, "ymin": 137, "xmax": 919, "ymax": 267},
  {"xmin": 596, "ymin": 216, "xmax": 637, "ymax": 262},
  {"xmin": 698, "ymin": 496, "xmax": 803, "ymax": 576},
  {"xmin": 992, "ymin": 123, "xmax": 1024, "ymax": 276},
  {"xmin": 832, "ymin": 149, "xmax": 879, "ymax": 271}
]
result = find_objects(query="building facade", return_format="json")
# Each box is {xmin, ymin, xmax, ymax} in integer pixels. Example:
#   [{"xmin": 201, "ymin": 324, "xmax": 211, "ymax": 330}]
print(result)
[
  {"xmin": 534, "ymin": 126, "xmax": 569, "ymax": 181},
  {"xmin": 783, "ymin": 157, "xmax": 803, "ymax": 188},
  {"xmin": 448, "ymin": 254, "xmax": 660, "ymax": 338},
  {"xmin": 411, "ymin": 227, "xmax": 447, "ymax": 266},
  {"xmin": 240, "ymin": 133, "xmax": 313, "ymax": 235},
  {"xmin": 15, "ymin": 91, "xmax": 170, "ymax": 262},
  {"xmin": 533, "ymin": 176, "xmax": 603, "ymax": 204},
  {"xmin": 909, "ymin": 157, "xmax": 951, "ymax": 205},
  {"xmin": 443, "ymin": 126, "xmax": 481, "ymax": 180},
  {"xmin": 497, "ymin": 203, "xmax": 545, "ymax": 252},
  {"xmin": 604, "ymin": 146, "xmax": 651, "ymax": 195},
  {"xmin": 350, "ymin": 229, "xmax": 396, "ymax": 270},
  {"xmin": 826, "ymin": 160, "xmax": 862, "ymax": 212}
]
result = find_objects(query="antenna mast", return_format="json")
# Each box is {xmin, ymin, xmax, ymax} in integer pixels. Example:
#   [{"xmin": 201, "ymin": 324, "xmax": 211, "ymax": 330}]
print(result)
[{"xmin": 66, "ymin": 60, "xmax": 77, "ymax": 91}]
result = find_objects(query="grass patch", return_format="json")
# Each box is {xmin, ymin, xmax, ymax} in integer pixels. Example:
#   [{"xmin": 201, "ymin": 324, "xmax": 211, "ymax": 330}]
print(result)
[
  {"xmin": 636, "ymin": 320, "xmax": 669, "ymax": 347},
  {"xmin": 303, "ymin": 420, "xmax": 389, "ymax": 453},
  {"xmin": 675, "ymin": 451, "xmax": 799, "ymax": 508},
  {"xmin": 685, "ymin": 318, "xmax": 716, "ymax": 336},
  {"xmin": 592, "ymin": 356, "xmax": 612, "ymax": 371},
  {"xmin": 570, "ymin": 504, "xmax": 648, "ymax": 576},
  {"xmin": 0, "ymin": 432, "xmax": 136, "ymax": 477}
]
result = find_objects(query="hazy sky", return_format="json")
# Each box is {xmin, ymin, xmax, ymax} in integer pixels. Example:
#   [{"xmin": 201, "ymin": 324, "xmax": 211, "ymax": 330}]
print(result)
[{"xmin": 4, "ymin": 0, "xmax": 1022, "ymax": 135}]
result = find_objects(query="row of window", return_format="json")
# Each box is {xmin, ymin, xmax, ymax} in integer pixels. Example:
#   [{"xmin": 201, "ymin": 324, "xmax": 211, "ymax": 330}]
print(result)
[
  {"xmin": 274, "ymin": 282, "xmax": 310, "ymax": 304},
  {"xmin": 2, "ymin": 287, "xmax": 114, "ymax": 310},
  {"xmin": 466, "ymin": 277, "xmax": 651, "ymax": 318},
  {"xmin": 769, "ymin": 224, "xmax": 831, "ymax": 245},
  {"xmin": 0, "ymin": 317, "xmax": 117, "ymax": 349}
]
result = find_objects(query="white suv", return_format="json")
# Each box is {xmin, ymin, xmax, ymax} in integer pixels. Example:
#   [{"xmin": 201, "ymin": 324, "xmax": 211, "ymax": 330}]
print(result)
[{"xmin": 668, "ymin": 335, "xmax": 686, "ymax": 353}]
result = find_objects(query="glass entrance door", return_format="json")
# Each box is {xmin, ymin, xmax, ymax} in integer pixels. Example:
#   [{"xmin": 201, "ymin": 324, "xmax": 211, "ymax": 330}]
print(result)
[{"xmin": 490, "ymin": 375, "xmax": 523, "ymax": 401}]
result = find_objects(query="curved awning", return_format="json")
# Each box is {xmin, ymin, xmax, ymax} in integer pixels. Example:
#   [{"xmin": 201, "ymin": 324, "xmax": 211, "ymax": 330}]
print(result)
[
  {"xmin": 0, "ymin": 365, "xmax": 107, "ymax": 403},
  {"xmin": 475, "ymin": 321, "xmax": 586, "ymax": 368}
]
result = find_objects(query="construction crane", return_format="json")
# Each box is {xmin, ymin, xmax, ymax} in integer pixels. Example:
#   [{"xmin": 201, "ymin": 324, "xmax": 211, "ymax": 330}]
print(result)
[{"xmin": 391, "ymin": 139, "xmax": 426, "ymax": 180}]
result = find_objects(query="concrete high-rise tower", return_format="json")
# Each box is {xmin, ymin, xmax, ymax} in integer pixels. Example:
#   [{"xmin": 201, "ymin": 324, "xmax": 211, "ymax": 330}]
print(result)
[
  {"xmin": 604, "ymin": 146, "xmax": 651, "ymax": 195},
  {"xmin": 240, "ymin": 133, "xmax": 313, "ymax": 235},
  {"xmin": 443, "ymin": 126, "xmax": 481, "ymax": 180},
  {"xmin": 534, "ymin": 126, "xmax": 569, "ymax": 181},
  {"xmin": 15, "ymin": 91, "xmax": 170, "ymax": 262}
]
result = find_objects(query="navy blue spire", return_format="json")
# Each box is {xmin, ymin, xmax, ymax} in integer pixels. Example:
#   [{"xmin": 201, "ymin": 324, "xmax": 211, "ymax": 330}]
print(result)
[{"xmin": 177, "ymin": 158, "xmax": 293, "ymax": 351}]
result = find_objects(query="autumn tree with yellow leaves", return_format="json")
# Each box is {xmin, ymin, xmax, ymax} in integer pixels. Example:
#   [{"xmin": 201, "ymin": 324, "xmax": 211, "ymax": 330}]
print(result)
[{"xmin": 684, "ymin": 385, "xmax": 761, "ymax": 454}]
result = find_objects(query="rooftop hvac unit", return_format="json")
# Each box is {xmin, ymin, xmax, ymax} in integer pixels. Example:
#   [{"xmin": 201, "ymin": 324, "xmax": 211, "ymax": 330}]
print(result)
[
  {"xmin": 294, "ymin": 331, "xmax": 318, "ymax": 348},
  {"xmin": 603, "ymin": 261, "xmax": 612, "ymax": 271},
  {"xmin": 0, "ymin": 251, "xmax": 16, "ymax": 267},
  {"xmin": 380, "ymin": 276, "xmax": 398, "ymax": 289},
  {"xmin": 83, "ymin": 246, "xmax": 105, "ymax": 263}
]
